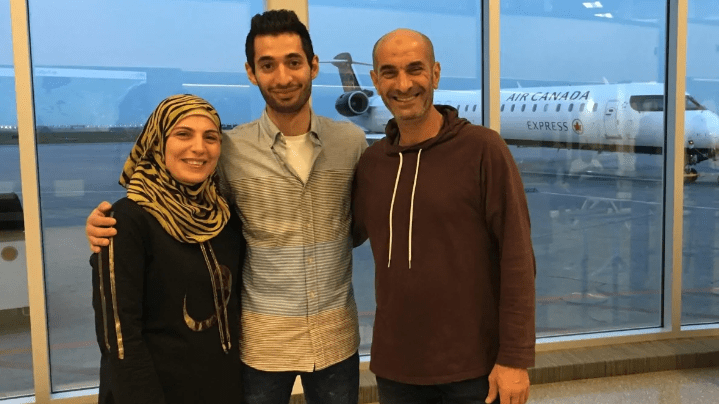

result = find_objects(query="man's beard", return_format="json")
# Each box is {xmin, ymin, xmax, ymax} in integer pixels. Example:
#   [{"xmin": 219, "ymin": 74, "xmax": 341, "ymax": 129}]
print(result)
[
  {"xmin": 259, "ymin": 83, "xmax": 312, "ymax": 114},
  {"xmin": 383, "ymin": 87, "xmax": 434, "ymax": 122}
]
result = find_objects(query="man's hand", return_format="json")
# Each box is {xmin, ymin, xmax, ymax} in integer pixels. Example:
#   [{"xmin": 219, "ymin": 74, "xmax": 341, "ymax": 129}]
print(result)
[
  {"xmin": 86, "ymin": 201, "xmax": 117, "ymax": 253},
  {"xmin": 485, "ymin": 363, "xmax": 530, "ymax": 404}
]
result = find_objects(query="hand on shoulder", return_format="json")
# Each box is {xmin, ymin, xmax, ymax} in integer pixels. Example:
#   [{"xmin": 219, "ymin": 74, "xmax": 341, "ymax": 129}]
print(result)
[{"xmin": 86, "ymin": 201, "xmax": 117, "ymax": 253}]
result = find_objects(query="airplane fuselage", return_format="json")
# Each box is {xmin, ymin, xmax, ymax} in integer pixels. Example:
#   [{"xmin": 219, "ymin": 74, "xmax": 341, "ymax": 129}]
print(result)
[{"xmin": 348, "ymin": 83, "xmax": 719, "ymax": 163}]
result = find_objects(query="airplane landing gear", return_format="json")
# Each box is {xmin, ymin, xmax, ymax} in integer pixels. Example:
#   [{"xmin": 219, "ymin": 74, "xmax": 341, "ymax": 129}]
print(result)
[{"xmin": 684, "ymin": 167, "xmax": 699, "ymax": 183}]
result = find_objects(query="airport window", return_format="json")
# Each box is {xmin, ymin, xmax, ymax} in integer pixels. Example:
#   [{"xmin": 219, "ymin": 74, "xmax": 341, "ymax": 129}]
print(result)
[
  {"xmin": 501, "ymin": 0, "xmax": 670, "ymax": 337},
  {"xmin": 0, "ymin": 0, "xmax": 34, "ymax": 398},
  {"xmin": 682, "ymin": 0, "xmax": 719, "ymax": 326}
]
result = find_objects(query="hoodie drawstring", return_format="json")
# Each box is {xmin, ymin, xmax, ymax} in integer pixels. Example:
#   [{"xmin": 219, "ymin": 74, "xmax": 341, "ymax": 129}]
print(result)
[
  {"xmin": 408, "ymin": 149, "xmax": 422, "ymax": 269},
  {"xmin": 388, "ymin": 152, "xmax": 403, "ymax": 268},
  {"xmin": 388, "ymin": 150, "xmax": 422, "ymax": 269}
]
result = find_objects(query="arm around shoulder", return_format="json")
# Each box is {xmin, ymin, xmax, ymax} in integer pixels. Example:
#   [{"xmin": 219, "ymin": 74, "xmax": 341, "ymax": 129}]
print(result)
[{"xmin": 86, "ymin": 200, "xmax": 117, "ymax": 253}]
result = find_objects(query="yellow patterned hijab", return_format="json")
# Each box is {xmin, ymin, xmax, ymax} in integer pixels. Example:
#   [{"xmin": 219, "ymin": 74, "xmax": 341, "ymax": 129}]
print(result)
[{"xmin": 119, "ymin": 94, "xmax": 230, "ymax": 243}]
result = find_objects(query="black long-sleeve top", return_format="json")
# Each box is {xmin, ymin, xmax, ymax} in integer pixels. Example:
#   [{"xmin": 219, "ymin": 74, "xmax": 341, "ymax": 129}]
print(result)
[{"xmin": 91, "ymin": 197, "xmax": 245, "ymax": 403}]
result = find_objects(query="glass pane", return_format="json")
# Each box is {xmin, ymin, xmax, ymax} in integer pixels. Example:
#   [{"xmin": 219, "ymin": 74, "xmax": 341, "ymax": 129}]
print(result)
[
  {"xmin": 501, "ymin": 1, "xmax": 668, "ymax": 336},
  {"xmin": 26, "ymin": 0, "xmax": 260, "ymax": 392},
  {"xmin": 0, "ymin": 0, "xmax": 34, "ymax": 399},
  {"xmin": 682, "ymin": 0, "xmax": 719, "ymax": 325},
  {"xmin": 308, "ymin": 0, "xmax": 483, "ymax": 355}
]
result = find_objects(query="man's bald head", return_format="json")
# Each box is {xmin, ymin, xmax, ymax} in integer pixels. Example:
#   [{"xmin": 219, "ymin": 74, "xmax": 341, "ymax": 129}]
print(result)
[{"xmin": 372, "ymin": 29, "xmax": 435, "ymax": 70}]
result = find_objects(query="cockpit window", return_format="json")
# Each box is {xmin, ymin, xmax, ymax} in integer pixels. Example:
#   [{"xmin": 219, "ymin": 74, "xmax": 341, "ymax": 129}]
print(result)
[
  {"xmin": 686, "ymin": 96, "xmax": 706, "ymax": 111},
  {"xmin": 630, "ymin": 95, "xmax": 707, "ymax": 112}
]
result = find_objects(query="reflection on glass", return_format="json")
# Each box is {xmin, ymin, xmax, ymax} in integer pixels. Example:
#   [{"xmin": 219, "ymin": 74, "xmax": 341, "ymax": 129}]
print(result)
[
  {"xmin": 682, "ymin": 0, "xmax": 719, "ymax": 325},
  {"xmin": 0, "ymin": 0, "xmax": 34, "ymax": 399},
  {"xmin": 501, "ymin": 1, "xmax": 676, "ymax": 335},
  {"xmin": 25, "ymin": 0, "xmax": 256, "ymax": 392},
  {"xmin": 309, "ymin": 0, "xmax": 483, "ymax": 354}
]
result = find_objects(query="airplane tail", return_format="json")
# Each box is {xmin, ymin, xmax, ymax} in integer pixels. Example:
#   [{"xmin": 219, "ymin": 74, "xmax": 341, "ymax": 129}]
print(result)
[{"xmin": 330, "ymin": 53, "xmax": 373, "ymax": 94}]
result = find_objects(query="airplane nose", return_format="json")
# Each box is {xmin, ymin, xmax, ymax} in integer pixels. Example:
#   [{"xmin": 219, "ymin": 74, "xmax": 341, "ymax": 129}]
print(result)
[
  {"xmin": 688, "ymin": 109, "xmax": 719, "ymax": 161},
  {"xmin": 686, "ymin": 115, "xmax": 707, "ymax": 145}
]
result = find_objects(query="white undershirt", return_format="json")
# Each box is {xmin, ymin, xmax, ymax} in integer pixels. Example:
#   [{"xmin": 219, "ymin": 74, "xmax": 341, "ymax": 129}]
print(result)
[{"xmin": 283, "ymin": 133, "xmax": 314, "ymax": 183}]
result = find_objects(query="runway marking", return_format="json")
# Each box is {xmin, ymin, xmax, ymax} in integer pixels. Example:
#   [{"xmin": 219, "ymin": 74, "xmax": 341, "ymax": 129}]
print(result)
[
  {"xmin": 0, "ymin": 181, "xmax": 14, "ymax": 193},
  {"xmin": 0, "ymin": 339, "xmax": 94, "ymax": 357},
  {"xmin": 537, "ymin": 289, "xmax": 658, "ymax": 303},
  {"xmin": 53, "ymin": 179, "xmax": 85, "ymax": 197},
  {"xmin": 537, "ymin": 189, "xmax": 719, "ymax": 212},
  {"xmin": 0, "ymin": 358, "xmax": 32, "ymax": 370}
]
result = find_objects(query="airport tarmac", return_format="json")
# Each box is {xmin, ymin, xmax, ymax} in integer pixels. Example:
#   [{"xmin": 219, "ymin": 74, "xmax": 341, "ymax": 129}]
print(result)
[{"xmin": 2, "ymin": 143, "xmax": 719, "ymax": 398}]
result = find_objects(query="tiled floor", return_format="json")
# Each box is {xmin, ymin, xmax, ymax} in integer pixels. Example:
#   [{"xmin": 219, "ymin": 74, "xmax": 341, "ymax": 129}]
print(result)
[{"xmin": 528, "ymin": 367, "xmax": 719, "ymax": 403}]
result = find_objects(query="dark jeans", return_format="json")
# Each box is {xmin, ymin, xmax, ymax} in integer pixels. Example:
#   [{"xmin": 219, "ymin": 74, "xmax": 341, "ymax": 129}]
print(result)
[
  {"xmin": 376, "ymin": 375, "xmax": 499, "ymax": 404},
  {"xmin": 242, "ymin": 352, "xmax": 359, "ymax": 404}
]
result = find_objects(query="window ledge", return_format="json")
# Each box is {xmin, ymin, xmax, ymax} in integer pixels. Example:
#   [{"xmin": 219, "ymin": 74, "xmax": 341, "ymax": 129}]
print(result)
[{"xmin": 290, "ymin": 336, "xmax": 719, "ymax": 404}]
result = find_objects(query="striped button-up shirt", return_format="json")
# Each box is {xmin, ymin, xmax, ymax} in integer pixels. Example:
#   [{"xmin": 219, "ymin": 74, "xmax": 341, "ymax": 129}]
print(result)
[{"xmin": 219, "ymin": 109, "xmax": 367, "ymax": 371}]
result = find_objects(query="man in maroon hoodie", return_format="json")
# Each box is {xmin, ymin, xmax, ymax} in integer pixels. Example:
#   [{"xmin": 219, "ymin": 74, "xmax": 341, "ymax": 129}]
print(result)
[{"xmin": 353, "ymin": 29, "xmax": 536, "ymax": 404}]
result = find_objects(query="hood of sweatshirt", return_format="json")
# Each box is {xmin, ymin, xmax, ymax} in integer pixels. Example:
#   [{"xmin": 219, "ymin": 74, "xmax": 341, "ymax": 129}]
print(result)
[{"xmin": 382, "ymin": 105, "xmax": 471, "ymax": 154}]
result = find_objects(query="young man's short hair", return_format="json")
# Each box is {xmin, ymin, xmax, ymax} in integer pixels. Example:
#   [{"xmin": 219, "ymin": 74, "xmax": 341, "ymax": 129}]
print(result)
[{"xmin": 245, "ymin": 9, "xmax": 315, "ymax": 72}]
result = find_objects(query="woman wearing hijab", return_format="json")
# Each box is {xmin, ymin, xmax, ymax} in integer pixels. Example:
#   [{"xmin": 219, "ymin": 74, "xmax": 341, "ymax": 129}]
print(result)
[{"xmin": 91, "ymin": 94, "xmax": 244, "ymax": 404}]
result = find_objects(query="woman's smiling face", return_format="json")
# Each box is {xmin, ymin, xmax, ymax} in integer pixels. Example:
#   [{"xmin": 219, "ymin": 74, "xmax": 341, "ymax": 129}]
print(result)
[{"xmin": 164, "ymin": 114, "xmax": 221, "ymax": 185}]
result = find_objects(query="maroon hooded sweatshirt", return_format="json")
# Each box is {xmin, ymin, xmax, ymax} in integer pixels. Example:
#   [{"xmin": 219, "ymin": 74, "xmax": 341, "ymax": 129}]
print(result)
[{"xmin": 353, "ymin": 105, "xmax": 536, "ymax": 384}]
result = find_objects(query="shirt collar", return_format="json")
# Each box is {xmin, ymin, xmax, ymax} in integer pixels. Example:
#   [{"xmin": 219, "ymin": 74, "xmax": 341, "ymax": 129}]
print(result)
[{"xmin": 259, "ymin": 107, "xmax": 322, "ymax": 147}]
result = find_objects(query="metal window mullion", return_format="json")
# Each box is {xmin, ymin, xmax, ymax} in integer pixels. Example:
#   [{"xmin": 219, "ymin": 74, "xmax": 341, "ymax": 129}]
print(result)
[
  {"xmin": 10, "ymin": 0, "xmax": 50, "ymax": 402},
  {"xmin": 663, "ymin": 0, "xmax": 688, "ymax": 333},
  {"xmin": 264, "ymin": 0, "xmax": 309, "ymax": 23},
  {"xmin": 482, "ymin": 0, "xmax": 500, "ymax": 132}
]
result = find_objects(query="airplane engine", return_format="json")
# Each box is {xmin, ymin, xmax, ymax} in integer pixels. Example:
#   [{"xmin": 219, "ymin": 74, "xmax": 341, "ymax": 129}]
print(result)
[{"xmin": 335, "ymin": 91, "xmax": 370, "ymax": 117}]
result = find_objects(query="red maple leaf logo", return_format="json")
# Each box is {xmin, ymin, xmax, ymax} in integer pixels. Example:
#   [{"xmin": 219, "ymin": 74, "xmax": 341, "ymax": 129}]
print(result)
[{"xmin": 572, "ymin": 119, "xmax": 583, "ymax": 134}]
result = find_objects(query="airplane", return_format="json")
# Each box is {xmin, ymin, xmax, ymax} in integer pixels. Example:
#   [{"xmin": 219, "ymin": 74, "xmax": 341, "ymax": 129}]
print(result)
[{"xmin": 329, "ymin": 53, "xmax": 719, "ymax": 183}]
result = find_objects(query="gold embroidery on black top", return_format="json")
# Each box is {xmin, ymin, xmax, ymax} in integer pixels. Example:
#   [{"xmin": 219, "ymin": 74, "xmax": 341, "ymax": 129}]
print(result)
[
  {"xmin": 97, "ymin": 249, "xmax": 111, "ymax": 353},
  {"xmin": 109, "ymin": 231, "xmax": 125, "ymax": 359},
  {"xmin": 182, "ymin": 242, "xmax": 232, "ymax": 354}
]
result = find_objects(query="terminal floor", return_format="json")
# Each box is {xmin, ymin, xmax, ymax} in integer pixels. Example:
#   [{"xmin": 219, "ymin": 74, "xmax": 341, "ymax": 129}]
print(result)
[
  {"xmin": 526, "ymin": 367, "xmax": 719, "ymax": 403},
  {"xmin": 362, "ymin": 367, "xmax": 719, "ymax": 404}
]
